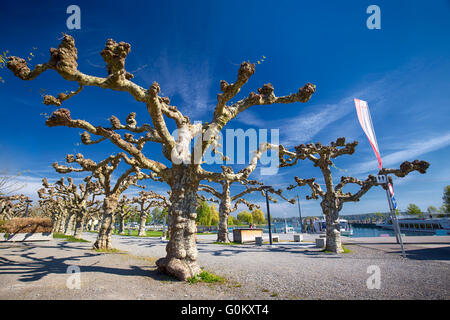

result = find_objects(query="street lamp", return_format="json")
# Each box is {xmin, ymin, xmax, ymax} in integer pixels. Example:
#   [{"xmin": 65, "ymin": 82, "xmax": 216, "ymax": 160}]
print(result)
[
  {"xmin": 24, "ymin": 200, "xmax": 32, "ymax": 217},
  {"xmin": 261, "ymin": 186, "xmax": 273, "ymax": 246},
  {"xmin": 296, "ymin": 195, "xmax": 303, "ymax": 233}
]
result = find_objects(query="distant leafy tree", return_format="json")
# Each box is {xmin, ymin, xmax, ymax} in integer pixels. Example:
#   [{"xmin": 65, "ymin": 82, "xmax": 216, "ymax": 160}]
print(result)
[
  {"xmin": 162, "ymin": 207, "xmax": 168, "ymax": 219},
  {"xmin": 232, "ymin": 216, "xmax": 240, "ymax": 225},
  {"xmin": 251, "ymin": 208, "xmax": 266, "ymax": 225},
  {"xmin": 210, "ymin": 204, "xmax": 219, "ymax": 226},
  {"xmin": 406, "ymin": 203, "xmax": 422, "ymax": 216},
  {"xmin": 443, "ymin": 185, "xmax": 450, "ymax": 213},
  {"xmin": 0, "ymin": 51, "xmax": 8, "ymax": 84},
  {"xmin": 237, "ymin": 210, "xmax": 253, "ymax": 225},
  {"xmin": 150, "ymin": 207, "xmax": 162, "ymax": 223},
  {"xmin": 427, "ymin": 205, "xmax": 438, "ymax": 214},
  {"xmin": 196, "ymin": 200, "xmax": 212, "ymax": 226}
]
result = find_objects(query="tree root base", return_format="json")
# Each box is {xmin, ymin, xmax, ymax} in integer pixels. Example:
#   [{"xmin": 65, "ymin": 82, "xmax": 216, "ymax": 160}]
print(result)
[{"xmin": 156, "ymin": 257, "xmax": 202, "ymax": 281}]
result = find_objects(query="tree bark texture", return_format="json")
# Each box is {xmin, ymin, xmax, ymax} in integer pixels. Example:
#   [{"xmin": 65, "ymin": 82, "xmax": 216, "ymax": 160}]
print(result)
[
  {"xmin": 73, "ymin": 210, "xmax": 86, "ymax": 239},
  {"xmin": 217, "ymin": 193, "xmax": 231, "ymax": 243},
  {"xmin": 64, "ymin": 212, "xmax": 75, "ymax": 235},
  {"xmin": 93, "ymin": 197, "xmax": 118, "ymax": 250},
  {"xmin": 138, "ymin": 212, "xmax": 147, "ymax": 236},
  {"xmin": 321, "ymin": 200, "xmax": 343, "ymax": 253},
  {"xmin": 156, "ymin": 167, "xmax": 201, "ymax": 281}
]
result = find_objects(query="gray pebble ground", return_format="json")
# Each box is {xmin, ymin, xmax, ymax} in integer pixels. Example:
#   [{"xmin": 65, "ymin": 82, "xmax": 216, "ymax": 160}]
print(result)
[{"xmin": 0, "ymin": 232, "xmax": 449, "ymax": 300}]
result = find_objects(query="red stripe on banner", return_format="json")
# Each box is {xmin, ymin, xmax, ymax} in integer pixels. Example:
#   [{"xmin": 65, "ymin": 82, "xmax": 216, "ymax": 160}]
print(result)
[
  {"xmin": 368, "ymin": 139, "xmax": 383, "ymax": 169},
  {"xmin": 354, "ymin": 98, "xmax": 383, "ymax": 169},
  {"xmin": 389, "ymin": 183, "xmax": 394, "ymax": 196}
]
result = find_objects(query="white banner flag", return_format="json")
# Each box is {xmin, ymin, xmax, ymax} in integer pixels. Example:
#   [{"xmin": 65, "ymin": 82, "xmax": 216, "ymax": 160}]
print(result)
[{"xmin": 354, "ymin": 98, "xmax": 382, "ymax": 169}]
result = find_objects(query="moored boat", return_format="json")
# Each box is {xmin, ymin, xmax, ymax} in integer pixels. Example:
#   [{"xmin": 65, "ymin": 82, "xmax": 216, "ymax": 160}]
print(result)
[{"xmin": 376, "ymin": 217, "xmax": 450, "ymax": 234}]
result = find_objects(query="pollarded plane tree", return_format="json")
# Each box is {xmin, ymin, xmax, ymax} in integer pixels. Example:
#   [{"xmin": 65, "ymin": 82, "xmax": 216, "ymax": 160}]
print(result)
[
  {"xmin": 0, "ymin": 194, "xmax": 31, "ymax": 220},
  {"xmin": 132, "ymin": 190, "xmax": 171, "ymax": 237},
  {"xmin": 199, "ymin": 178, "xmax": 295, "ymax": 243},
  {"xmin": 37, "ymin": 198, "xmax": 57, "ymax": 226},
  {"xmin": 6, "ymin": 34, "xmax": 315, "ymax": 280},
  {"xmin": 38, "ymin": 176, "xmax": 103, "ymax": 238},
  {"xmin": 85, "ymin": 199, "xmax": 103, "ymax": 232},
  {"xmin": 115, "ymin": 194, "xmax": 139, "ymax": 234},
  {"xmin": 282, "ymin": 137, "xmax": 430, "ymax": 253},
  {"xmin": 71, "ymin": 178, "xmax": 103, "ymax": 238},
  {"xmin": 52, "ymin": 153, "xmax": 154, "ymax": 248},
  {"xmin": 37, "ymin": 178, "xmax": 71, "ymax": 233}
]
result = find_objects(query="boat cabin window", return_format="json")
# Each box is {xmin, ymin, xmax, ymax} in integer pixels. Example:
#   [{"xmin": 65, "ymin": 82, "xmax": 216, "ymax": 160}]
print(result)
[
  {"xmin": 409, "ymin": 224, "xmax": 414, "ymax": 228},
  {"xmin": 414, "ymin": 224, "xmax": 419, "ymax": 229},
  {"xmin": 426, "ymin": 224, "xmax": 432, "ymax": 229}
]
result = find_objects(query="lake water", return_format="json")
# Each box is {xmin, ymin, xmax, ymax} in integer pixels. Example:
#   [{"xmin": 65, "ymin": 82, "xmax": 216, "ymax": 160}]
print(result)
[
  {"xmin": 347, "ymin": 227, "xmax": 430, "ymax": 237},
  {"xmin": 251, "ymin": 222, "xmax": 433, "ymax": 237}
]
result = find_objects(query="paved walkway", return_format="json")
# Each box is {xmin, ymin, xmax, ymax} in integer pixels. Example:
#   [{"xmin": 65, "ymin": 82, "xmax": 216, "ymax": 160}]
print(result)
[{"xmin": 0, "ymin": 232, "xmax": 449, "ymax": 299}]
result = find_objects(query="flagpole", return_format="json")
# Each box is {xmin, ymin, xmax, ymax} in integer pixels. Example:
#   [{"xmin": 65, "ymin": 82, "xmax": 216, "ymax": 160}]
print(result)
[
  {"xmin": 384, "ymin": 176, "xmax": 406, "ymax": 257},
  {"xmin": 355, "ymin": 98, "xmax": 406, "ymax": 258}
]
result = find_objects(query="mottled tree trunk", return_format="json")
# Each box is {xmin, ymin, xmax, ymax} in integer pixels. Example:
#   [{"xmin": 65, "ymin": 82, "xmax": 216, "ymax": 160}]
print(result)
[
  {"xmin": 88, "ymin": 219, "xmax": 95, "ymax": 231},
  {"xmin": 138, "ymin": 210, "xmax": 147, "ymax": 236},
  {"xmin": 93, "ymin": 196, "xmax": 118, "ymax": 250},
  {"xmin": 64, "ymin": 212, "xmax": 76, "ymax": 235},
  {"xmin": 322, "ymin": 200, "xmax": 343, "ymax": 253},
  {"xmin": 156, "ymin": 167, "xmax": 202, "ymax": 281},
  {"xmin": 217, "ymin": 193, "xmax": 231, "ymax": 243},
  {"xmin": 166, "ymin": 214, "xmax": 171, "ymax": 239},
  {"xmin": 73, "ymin": 210, "xmax": 86, "ymax": 239},
  {"xmin": 52, "ymin": 215, "xmax": 62, "ymax": 233},
  {"xmin": 118, "ymin": 215, "xmax": 125, "ymax": 234},
  {"xmin": 58, "ymin": 213, "xmax": 67, "ymax": 233}
]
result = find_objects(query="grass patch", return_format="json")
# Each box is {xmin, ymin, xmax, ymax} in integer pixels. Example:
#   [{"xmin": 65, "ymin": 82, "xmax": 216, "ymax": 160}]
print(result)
[
  {"xmin": 213, "ymin": 241, "xmax": 242, "ymax": 245},
  {"xmin": 321, "ymin": 244, "xmax": 352, "ymax": 254},
  {"xmin": 262, "ymin": 288, "xmax": 269, "ymax": 293},
  {"xmin": 188, "ymin": 270, "xmax": 225, "ymax": 284},
  {"xmin": 93, "ymin": 248, "xmax": 123, "ymax": 253},
  {"xmin": 53, "ymin": 233, "xmax": 89, "ymax": 242},
  {"xmin": 113, "ymin": 229, "xmax": 163, "ymax": 237},
  {"xmin": 342, "ymin": 244, "xmax": 352, "ymax": 253},
  {"xmin": 270, "ymin": 292, "xmax": 278, "ymax": 297}
]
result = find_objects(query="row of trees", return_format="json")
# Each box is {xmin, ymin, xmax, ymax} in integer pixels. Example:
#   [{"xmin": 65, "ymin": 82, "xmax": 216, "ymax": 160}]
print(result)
[
  {"xmin": 5, "ymin": 34, "xmax": 429, "ymax": 280},
  {"xmin": 195, "ymin": 199, "xmax": 266, "ymax": 227},
  {"xmin": 404, "ymin": 186, "xmax": 450, "ymax": 217}
]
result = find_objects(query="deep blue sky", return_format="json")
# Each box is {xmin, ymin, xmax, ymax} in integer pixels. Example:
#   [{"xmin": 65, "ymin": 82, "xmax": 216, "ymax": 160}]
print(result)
[{"xmin": 1, "ymin": 0, "xmax": 449, "ymax": 217}]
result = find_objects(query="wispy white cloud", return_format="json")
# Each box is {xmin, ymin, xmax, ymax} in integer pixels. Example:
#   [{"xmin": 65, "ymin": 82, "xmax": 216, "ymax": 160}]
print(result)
[
  {"xmin": 139, "ymin": 51, "xmax": 214, "ymax": 120},
  {"xmin": 235, "ymin": 83, "xmax": 383, "ymax": 147},
  {"xmin": 352, "ymin": 132, "xmax": 450, "ymax": 175}
]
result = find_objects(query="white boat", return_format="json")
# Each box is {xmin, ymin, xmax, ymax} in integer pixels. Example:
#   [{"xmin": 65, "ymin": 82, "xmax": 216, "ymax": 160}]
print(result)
[
  {"xmin": 281, "ymin": 225, "xmax": 295, "ymax": 233},
  {"xmin": 376, "ymin": 217, "xmax": 450, "ymax": 234},
  {"xmin": 312, "ymin": 219, "xmax": 353, "ymax": 236}
]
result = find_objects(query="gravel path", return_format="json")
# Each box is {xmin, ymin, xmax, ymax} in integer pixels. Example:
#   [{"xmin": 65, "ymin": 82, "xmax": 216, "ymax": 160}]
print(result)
[{"xmin": 0, "ymin": 232, "xmax": 449, "ymax": 300}]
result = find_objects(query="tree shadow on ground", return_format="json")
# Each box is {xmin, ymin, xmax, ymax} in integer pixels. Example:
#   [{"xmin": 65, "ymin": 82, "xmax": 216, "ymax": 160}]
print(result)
[
  {"xmin": 0, "ymin": 243, "xmax": 179, "ymax": 283},
  {"xmin": 347, "ymin": 241, "xmax": 450, "ymax": 261},
  {"xmin": 393, "ymin": 246, "xmax": 450, "ymax": 261}
]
